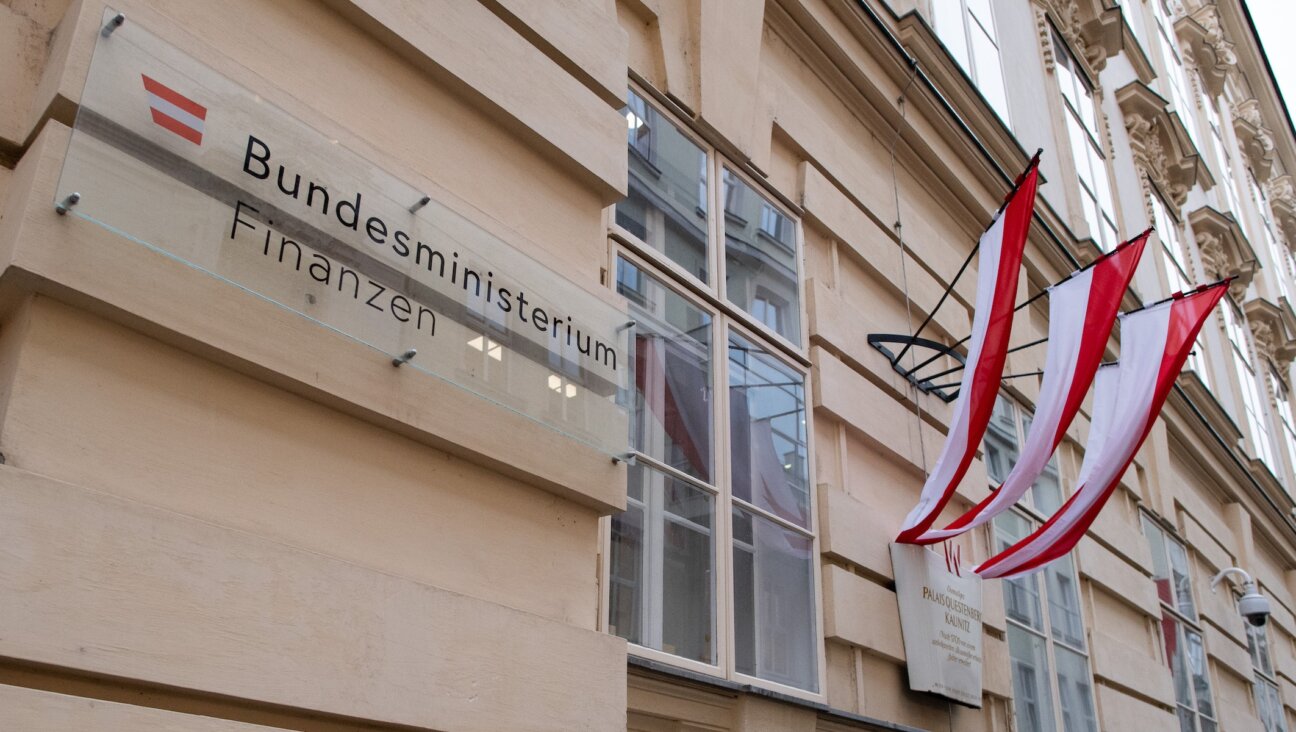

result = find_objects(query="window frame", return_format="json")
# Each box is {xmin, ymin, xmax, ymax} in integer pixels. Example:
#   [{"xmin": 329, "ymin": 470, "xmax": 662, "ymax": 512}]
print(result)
[
  {"xmin": 987, "ymin": 395, "xmax": 1100, "ymax": 732},
  {"xmin": 609, "ymin": 83, "xmax": 809, "ymax": 365},
  {"xmin": 930, "ymin": 0, "xmax": 1012, "ymax": 125},
  {"xmin": 1049, "ymin": 25, "xmax": 1120, "ymax": 252},
  {"xmin": 1247, "ymin": 621, "xmax": 1289, "ymax": 732},
  {"xmin": 1142, "ymin": 512, "xmax": 1219, "ymax": 731},
  {"xmin": 1221, "ymin": 296, "xmax": 1278, "ymax": 469},
  {"xmin": 601, "ymin": 86, "xmax": 825, "ymax": 702}
]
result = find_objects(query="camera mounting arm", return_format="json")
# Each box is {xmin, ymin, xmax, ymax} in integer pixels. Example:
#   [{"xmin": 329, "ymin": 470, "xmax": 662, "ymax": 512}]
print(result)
[{"xmin": 1210, "ymin": 566, "xmax": 1255, "ymax": 593}]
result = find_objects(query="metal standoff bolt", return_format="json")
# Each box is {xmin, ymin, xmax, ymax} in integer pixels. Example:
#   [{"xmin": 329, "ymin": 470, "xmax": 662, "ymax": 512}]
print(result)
[
  {"xmin": 611, "ymin": 452, "xmax": 636, "ymax": 465},
  {"xmin": 101, "ymin": 13, "xmax": 125, "ymax": 37},
  {"xmin": 618, "ymin": 319, "xmax": 637, "ymax": 332},
  {"xmin": 55, "ymin": 192, "xmax": 81, "ymax": 215},
  {"xmin": 408, "ymin": 195, "xmax": 430, "ymax": 214},
  {"xmin": 391, "ymin": 349, "xmax": 417, "ymax": 367}
]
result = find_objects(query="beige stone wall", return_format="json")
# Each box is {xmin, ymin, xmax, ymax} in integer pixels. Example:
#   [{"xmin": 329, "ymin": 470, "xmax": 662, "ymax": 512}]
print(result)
[{"xmin": 2, "ymin": 0, "xmax": 1296, "ymax": 730}]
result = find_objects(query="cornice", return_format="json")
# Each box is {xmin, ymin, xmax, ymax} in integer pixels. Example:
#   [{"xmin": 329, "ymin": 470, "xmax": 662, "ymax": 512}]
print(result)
[
  {"xmin": 1187, "ymin": 204, "xmax": 1258, "ymax": 296},
  {"xmin": 1243, "ymin": 296, "xmax": 1296, "ymax": 369},
  {"xmin": 1265, "ymin": 174, "xmax": 1296, "ymax": 248},
  {"xmin": 1118, "ymin": 81, "xmax": 1215, "ymax": 208}
]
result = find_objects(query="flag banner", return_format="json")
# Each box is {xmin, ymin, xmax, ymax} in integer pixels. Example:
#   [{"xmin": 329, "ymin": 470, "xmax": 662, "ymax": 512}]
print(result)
[
  {"xmin": 896, "ymin": 158, "xmax": 1040, "ymax": 543},
  {"xmin": 912, "ymin": 233, "xmax": 1148, "ymax": 544},
  {"xmin": 976, "ymin": 283, "xmax": 1229, "ymax": 579}
]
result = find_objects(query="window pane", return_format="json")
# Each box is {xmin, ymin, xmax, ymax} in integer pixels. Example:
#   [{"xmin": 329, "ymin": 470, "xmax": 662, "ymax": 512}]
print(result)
[
  {"xmin": 1008, "ymin": 625, "xmax": 1057, "ymax": 732},
  {"xmin": 1144, "ymin": 517, "xmax": 1175, "ymax": 607},
  {"xmin": 1022, "ymin": 413, "xmax": 1064, "ymax": 513},
  {"xmin": 1186, "ymin": 629, "xmax": 1215, "ymax": 720},
  {"xmin": 1055, "ymin": 645, "xmax": 1099, "ymax": 732},
  {"xmin": 617, "ymin": 89, "xmax": 710, "ymax": 281},
  {"xmin": 931, "ymin": 0, "xmax": 970, "ymax": 70},
  {"xmin": 1047, "ymin": 555, "xmax": 1086, "ymax": 649},
  {"xmin": 986, "ymin": 396, "xmax": 1020, "ymax": 484},
  {"xmin": 732, "ymin": 506, "xmax": 818, "ymax": 691},
  {"xmin": 728, "ymin": 333, "xmax": 809, "ymax": 527},
  {"xmin": 1167, "ymin": 539, "xmax": 1197, "ymax": 619},
  {"xmin": 1162, "ymin": 615, "xmax": 1193, "ymax": 708},
  {"xmin": 997, "ymin": 512, "xmax": 1044, "ymax": 630},
  {"xmin": 618, "ymin": 257, "xmax": 714, "ymax": 482},
  {"xmin": 970, "ymin": 24, "xmax": 1010, "ymax": 122},
  {"xmin": 722, "ymin": 170, "xmax": 801, "ymax": 343},
  {"xmin": 609, "ymin": 463, "xmax": 716, "ymax": 663},
  {"xmin": 1249, "ymin": 622, "xmax": 1275, "ymax": 677}
]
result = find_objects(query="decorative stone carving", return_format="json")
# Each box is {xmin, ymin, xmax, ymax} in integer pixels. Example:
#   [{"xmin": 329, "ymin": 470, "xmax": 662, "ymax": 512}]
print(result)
[
  {"xmin": 1232, "ymin": 97, "xmax": 1277, "ymax": 179},
  {"xmin": 1119, "ymin": 82, "xmax": 1214, "ymax": 208},
  {"xmin": 1175, "ymin": 3, "xmax": 1237, "ymax": 97},
  {"xmin": 1243, "ymin": 297, "xmax": 1296, "ymax": 369},
  {"xmin": 1188, "ymin": 205, "xmax": 1258, "ymax": 296},
  {"xmin": 1266, "ymin": 175, "xmax": 1296, "ymax": 248},
  {"xmin": 1035, "ymin": 0, "xmax": 1123, "ymax": 76}
]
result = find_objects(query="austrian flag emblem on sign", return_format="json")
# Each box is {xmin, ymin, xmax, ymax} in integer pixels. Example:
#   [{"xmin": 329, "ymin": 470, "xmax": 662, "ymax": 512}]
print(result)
[{"xmin": 141, "ymin": 74, "xmax": 206, "ymax": 145}]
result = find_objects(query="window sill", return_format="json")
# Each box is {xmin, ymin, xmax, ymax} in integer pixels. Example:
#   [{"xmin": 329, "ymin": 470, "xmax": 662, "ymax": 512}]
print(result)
[{"xmin": 627, "ymin": 656, "xmax": 929, "ymax": 732}]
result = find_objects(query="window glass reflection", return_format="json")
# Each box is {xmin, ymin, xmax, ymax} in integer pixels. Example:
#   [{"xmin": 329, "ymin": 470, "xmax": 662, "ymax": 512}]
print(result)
[
  {"xmin": 609, "ymin": 462, "xmax": 715, "ymax": 664},
  {"xmin": 618, "ymin": 257, "xmax": 713, "ymax": 482},
  {"xmin": 732, "ymin": 506, "xmax": 817, "ymax": 691},
  {"xmin": 722, "ymin": 170, "xmax": 801, "ymax": 343},
  {"xmin": 728, "ymin": 333, "xmax": 809, "ymax": 527},
  {"xmin": 1008, "ymin": 626, "xmax": 1057, "ymax": 732},
  {"xmin": 617, "ymin": 89, "xmax": 710, "ymax": 282}
]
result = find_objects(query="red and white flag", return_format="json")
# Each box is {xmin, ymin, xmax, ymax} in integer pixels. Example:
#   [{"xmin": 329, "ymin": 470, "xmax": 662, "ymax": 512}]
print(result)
[
  {"xmin": 976, "ymin": 283, "xmax": 1229, "ymax": 579},
  {"xmin": 895, "ymin": 156, "xmax": 1040, "ymax": 543},
  {"xmin": 911, "ymin": 232, "xmax": 1149, "ymax": 544},
  {"xmin": 141, "ymin": 74, "xmax": 207, "ymax": 145}
]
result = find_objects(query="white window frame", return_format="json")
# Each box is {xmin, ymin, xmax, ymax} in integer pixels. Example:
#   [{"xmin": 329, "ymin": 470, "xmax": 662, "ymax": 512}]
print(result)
[
  {"xmin": 1051, "ymin": 27, "xmax": 1120, "ymax": 252},
  {"xmin": 602, "ymin": 85, "xmax": 825, "ymax": 702},
  {"xmin": 1222, "ymin": 297, "xmax": 1277, "ymax": 468},
  {"xmin": 930, "ymin": 0, "xmax": 1012, "ymax": 124},
  {"xmin": 1247, "ymin": 621, "xmax": 1289, "ymax": 732},
  {"xmin": 1143, "ymin": 513, "xmax": 1219, "ymax": 731}
]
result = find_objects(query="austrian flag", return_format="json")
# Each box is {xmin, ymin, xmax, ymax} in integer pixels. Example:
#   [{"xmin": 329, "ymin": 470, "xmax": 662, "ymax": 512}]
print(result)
[{"xmin": 142, "ymin": 74, "xmax": 207, "ymax": 145}]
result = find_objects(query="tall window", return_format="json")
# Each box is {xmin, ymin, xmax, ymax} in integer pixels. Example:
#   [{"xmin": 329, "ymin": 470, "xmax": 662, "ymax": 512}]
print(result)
[
  {"xmin": 1271, "ymin": 371, "xmax": 1296, "ymax": 489},
  {"xmin": 1223, "ymin": 298, "xmax": 1276, "ymax": 467},
  {"xmin": 1149, "ymin": 191, "xmax": 1210, "ymax": 384},
  {"xmin": 609, "ymin": 88, "xmax": 817, "ymax": 694},
  {"xmin": 1248, "ymin": 169, "xmax": 1293, "ymax": 300},
  {"xmin": 988, "ymin": 396, "xmax": 1098, "ymax": 732},
  {"xmin": 1054, "ymin": 29, "xmax": 1119, "ymax": 251},
  {"xmin": 931, "ymin": 0, "xmax": 1011, "ymax": 123},
  {"xmin": 1201, "ymin": 86, "xmax": 1245, "ymax": 218},
  {"xmin": 1143, "ymin": 516, "xmax": 1218, "ymax": 732},
  {"xmin": 1248, "ymin": 622, "xmax": 1289, "ymax": 732},
  {"xmin": 1152, "ymin": 0, "xmax": 1200, "ymax": 148}
]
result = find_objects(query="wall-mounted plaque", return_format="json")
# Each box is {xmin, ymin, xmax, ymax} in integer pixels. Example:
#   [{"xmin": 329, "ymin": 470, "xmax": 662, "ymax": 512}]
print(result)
[
  {"xmin": 890, "ymin": 543, "xmax": 984, "ymax": 707},
  {"xmin": 57, "ymin": 9, "xmax": 630, "ymax": 456}
]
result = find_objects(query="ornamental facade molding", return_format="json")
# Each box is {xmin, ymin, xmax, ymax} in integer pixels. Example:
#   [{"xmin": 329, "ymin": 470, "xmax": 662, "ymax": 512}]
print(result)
[
  {"xmin": 1189, "ymin": 205, "xmax": 1258, "ymax": 297},
  {"xmin": 1243, "ymin": 297, "xmax": 1296, "ymax": 369},
  {"xmin": 1266, "ymin": 174, "xmax": 1296, "ymax": 247},
  {"xmin": 1231, "ymin": 97, "xmax": 1277, "ymax": 179},
  {"xmin": 1174, "ymin": 3, "xmax": 1238, "ymax": 97},
  {"xmin": 1033, "ymin": 0, "xmax": 1122, "ymax": 77},
  {"xmin": 1119, "ymin": 82, "xmax": 1214, "ymax": 209}
]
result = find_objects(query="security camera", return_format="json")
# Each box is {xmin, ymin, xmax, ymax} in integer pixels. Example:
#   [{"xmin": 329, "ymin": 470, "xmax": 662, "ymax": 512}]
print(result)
[
  {"xmin": 1239, "ymin": 588, "xmax": 1272, "ymax": 627},
  {"xmin": 1212, "ymin": 567, "xmax": 1271, "ymax": 628}
]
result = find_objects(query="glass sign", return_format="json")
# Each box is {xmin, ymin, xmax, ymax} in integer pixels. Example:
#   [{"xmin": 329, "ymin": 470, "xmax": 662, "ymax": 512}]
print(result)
[{"xmin": 57, "ymin": 9, "xmax": 630, "ymax": 456}]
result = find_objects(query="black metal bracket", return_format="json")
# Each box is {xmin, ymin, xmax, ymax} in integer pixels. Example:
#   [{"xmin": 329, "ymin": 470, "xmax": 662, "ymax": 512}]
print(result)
[{"xmin": 868, "ymin": 334, "xmax": 966, "ymax": 403}]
